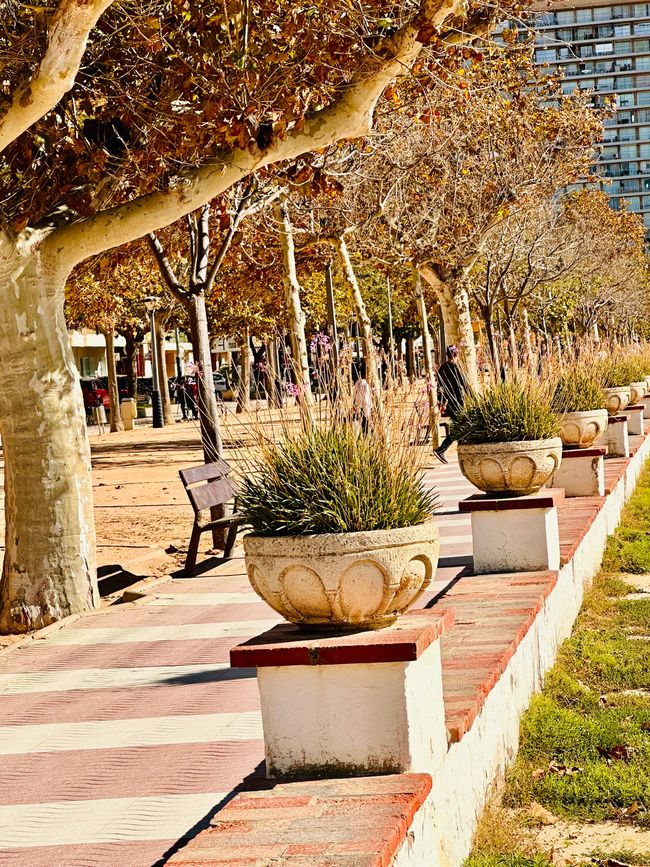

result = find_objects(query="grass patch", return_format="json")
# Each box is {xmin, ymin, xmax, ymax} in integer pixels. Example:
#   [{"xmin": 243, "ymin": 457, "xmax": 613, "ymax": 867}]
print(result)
[{"xmin": 466, "ymin": 462, "xmax": 650, "ymax": 863}]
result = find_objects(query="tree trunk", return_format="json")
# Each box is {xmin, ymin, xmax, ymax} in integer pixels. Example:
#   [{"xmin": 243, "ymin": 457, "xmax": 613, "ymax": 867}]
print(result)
[
  {"xmin": 0, "ymin": 241, "xmax": 98, "ymax": 633},
  {"xmin": 481, "ymin": 306, "xmax": 500, "ymax": 375},
  {"xmin": 236, "ymin": 329, "xmax": 251, "ymax": 414},
  {"xmin": 101, "ymin": 327, "xmax": 124, "ymax": 433},
  {"xmin": 154, "ymin": 318, "xmax": 174, "ymax": 425},
  {"xmin": 522, "ymin": 308, "xmax": 535, "ymax": 373},
  {"xmin": 406, "ymin": 336, "xmax": 416, "ymax": 382},
  {"xmin": 276, "ymin": 200, "xmax": 314, "ymax": 421},
  {"xmin": 414, "ymin": 275, "xmax": 440, "ymax": 449},
  {"xmin": 266, "ymin": 338, "xmax": 283, "ymax": 408},
  {"xmin": 334, "ymin": 236, "xmax": 377, "ymax": 389},
  {"xmin": 187, "ymin": 291, "xmax": 223, "ymax": 461},
  {"xmin": 420, "ymin": 266, "xmax": 479, "ymax": 390},
  {"xmin": 123, "ymin": 330, "xmax": 141, "ymax": 399}
]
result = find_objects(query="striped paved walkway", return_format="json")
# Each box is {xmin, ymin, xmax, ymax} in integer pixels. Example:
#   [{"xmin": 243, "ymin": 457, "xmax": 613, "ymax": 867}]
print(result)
[{"xmin": 0, "ymin": 458, "xmax": 476, "ymax": 866}]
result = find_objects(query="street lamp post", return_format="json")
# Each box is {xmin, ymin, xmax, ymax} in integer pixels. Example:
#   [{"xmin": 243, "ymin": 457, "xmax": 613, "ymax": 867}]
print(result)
[{"xmin": 144, "ymin": 296, "xmax": 164, "ymax": 429}]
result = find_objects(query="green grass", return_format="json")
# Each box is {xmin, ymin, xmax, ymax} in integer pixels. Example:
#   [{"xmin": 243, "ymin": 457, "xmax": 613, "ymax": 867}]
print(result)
[{"xmin": 466, "ymin": 464, "xmax": 650, "ymax": 863}]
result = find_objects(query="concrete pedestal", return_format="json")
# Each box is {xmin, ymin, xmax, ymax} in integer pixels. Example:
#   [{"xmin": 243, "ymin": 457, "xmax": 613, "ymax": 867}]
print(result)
[
  {"xmin": 550, "ymin": 447, "xmax": 605, "ymax": 498},
  {"xmin": 626, "ymin": 404, "xmax": 644, "ymax": 437},
  {"xmin": 459, "ymin": 490, "xmax": 563, "ymax": 574},
  {"xmin": 607, "ymin": 415, "xmax": 630, "ymax": 458},
  {"xmin": 230, "ymin": 610, "xmax": 453, "ymax": 778}
]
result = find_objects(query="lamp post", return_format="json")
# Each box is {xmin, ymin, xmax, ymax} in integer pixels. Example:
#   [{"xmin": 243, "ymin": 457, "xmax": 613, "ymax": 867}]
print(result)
[{"xmin": 144, "ymin": 296, "xmax": 164, "ymax": 429}]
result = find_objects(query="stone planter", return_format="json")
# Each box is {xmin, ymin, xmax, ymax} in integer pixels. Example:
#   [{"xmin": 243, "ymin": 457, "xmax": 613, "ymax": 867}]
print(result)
[
  {"xmin": 645, "ymin": 375, "xmax": 650, "ymax": 393},
  {"xmin": 243, "ymin": 522, "xmax": 439, "ymax": 630},
  {"xmin": 457, "ymin": 438, "xmax": 563, "ymax": 497},
  {"xmin": 630, "ymin": 381, "xmax": 647, "ymax": 404},
  {"xmin": 605, "ymin": 386, "xmax": 631, "ymax": 416},
  {"xmin": 559, "ymin": 409, "xmax": 608, "ymax": 450}
]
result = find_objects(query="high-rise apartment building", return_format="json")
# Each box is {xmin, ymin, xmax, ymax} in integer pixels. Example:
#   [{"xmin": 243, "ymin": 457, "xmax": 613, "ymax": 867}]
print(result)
[{"xmin": 531, "ymin": 1, "xmax": 650, "ymax": 233}]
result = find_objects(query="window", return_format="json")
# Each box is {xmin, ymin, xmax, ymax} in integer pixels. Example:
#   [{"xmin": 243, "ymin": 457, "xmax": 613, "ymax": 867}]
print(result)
[
  {"xmin": 596, "ymin": 42, "xmax": 614, "ymax": 54},
  {"xmin": 626, "ymin": 195, "xmax": 641, "ymax": 209},
  {"xmin": 638, "ymin": 91, "xmax": 650, "ymax": 104},
  {"xmin": 640, "ymin": 143, "xmax": 650, "ymax": 156},
  {"xmin": 637, "ymin": 57, "xmax": 650, "ymax": 70},
  {"xmin": 621, "ymin": 144, "xmax": 638, "ymax": 157},
  {"xmin": 557, "ymin": 28, "xmax": 574, "ymax": 41},
  {"xmin": 642, "ymin": 126, "xmax": 650, "ymax": 139},
  {"xmin": 613, "ymin": 4, "xmax": 629, "ymax": 17},
  {"xmin": 536, "ymin": 49, "xmax": 556, "ymax": 62},
  {"xmin": 611, "ymin": 196, "xmax": 621, "ymax": 208},
  {"xmin": 642, "ymin": 194, "xmax": 650, "ymax": 207},
  {"xmin": 635, "ymin": 21, "xmax": 650, "ymax": 33},
  {"xmin": 613, "ymin": 23, "xmax": 631, "ymax": 35},
  {"xmin": 619, "ymin": 93, "xmax": 635, "ymax": 106},
  {"xmin": 614, "ymin": 75, "xmax": 632, "ymax": 88},
  {"xmin": 578, "ymin": 8, "xmax": 595, "ymax": 22},
  {"xmin": 643, "ymin": 212, "xmax": 650, "ymax": 226},
  {"xmin": 557, "ymin": 10, "xmax": 575, "ymax": 24},
  {"xmin": 603, "ymin": 145, "xmax": 620, "ymax": 158},
  {"xmin": 536, "ymin": 12, "xmax": 556, "ymax": 25},
  {"xmin": 634, "ymin": 38, "xmax": 650, "ymax": 49},
  {"xmin": 635, "ymin": 2, "xmax": 650, "ymax": 15},
  {"xmin": 577, "ymin": 26, "xmax": 596, "ymax": 38},
  {"xmin": 615, "ymin": 39, "xmax": 632, "ymax": 52}
]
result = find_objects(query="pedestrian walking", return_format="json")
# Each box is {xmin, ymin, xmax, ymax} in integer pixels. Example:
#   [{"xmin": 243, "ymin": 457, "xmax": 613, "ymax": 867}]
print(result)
[
  {"xmin": 353, "ymin": 359, "xmax": 373, "ymax": 434},
  {"xmin": 433, "ymin": 345, "xmax": 468, "ymax": 464}
]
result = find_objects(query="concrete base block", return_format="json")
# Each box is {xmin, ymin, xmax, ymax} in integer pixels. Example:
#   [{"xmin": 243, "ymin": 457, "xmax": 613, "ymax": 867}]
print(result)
[
  {"xmin": 607, "ymin": 415, "xmax": 629, "ymax": 458},
  {"xmin": 231, "ymin": 612, "xmax": 452, "ymax": 778},
  {"xmin": 550, "ymin": 448, "xmax": 605, "ymax": 498},
  {"xmin": 626, "ymin": 405, "xmax": 644, "ymax": 437},
  {"xmin": 460, "ymin": 490, "xmax": 563, "ymax": 574}
]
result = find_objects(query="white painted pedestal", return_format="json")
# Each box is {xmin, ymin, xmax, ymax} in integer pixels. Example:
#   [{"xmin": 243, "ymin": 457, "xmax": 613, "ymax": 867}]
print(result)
[
  {"xmin": 459, "ymin": 490, "xmax": 563, "ymax": 575},
  {"xmin": 607, "ymin": 415, "xmax": 629, "ymax": 458},
  {"xmin": 626, "ymin": 404, "xmax": 644, "ymax": 437},
  {"xmin": 550, "ymin": 447, "xmax": 605, "ymax": 498},
  {"xmin": 230, "ymin": 610, "xmax": 453, "ymax": 778}
]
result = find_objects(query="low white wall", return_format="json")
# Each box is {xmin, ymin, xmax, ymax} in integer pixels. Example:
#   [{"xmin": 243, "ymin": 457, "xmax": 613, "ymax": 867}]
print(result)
[{"xmin": 396, "ymin": 434, "xmax": 650, "ymax": 867}]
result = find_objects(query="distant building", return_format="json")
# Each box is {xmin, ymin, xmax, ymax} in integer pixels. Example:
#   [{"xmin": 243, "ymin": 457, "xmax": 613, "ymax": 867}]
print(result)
[{"xmin": 528, "ymin": 0, "xmax": 650, "ymax": 234}]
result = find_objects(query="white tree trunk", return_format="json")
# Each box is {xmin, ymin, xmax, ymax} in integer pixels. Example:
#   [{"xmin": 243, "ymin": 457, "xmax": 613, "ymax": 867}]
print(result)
[
  {"xmin": 101, "ymin": 327, "xmax": 124, "ymax": 433},
  {"xmin": 0, "ymin": 235, "xmax": 97, "ymax": 633},
  {"xmin": 334, "ymin": 236, "xmax": 377, "ymax": 386},
  {"xmin": 276, "ymin": 201, "xmax": 314, "ymax": 419},
  {"xmin": 154, "ymin": 318, "xmax": 174, "ymax": 426},
  {"xmin": 419, "ymin": 266, "xmax": 479, "ymax": 390},
  {"xmin": 236, "ymin": 330, "xmax": 251, "ymax": 414},
  {"xmin": 414, "ymin": 275, "xmax": 441, "ymax": 450},
  {"xmin": 187, "ymin": 292, "xmax": 223, "ymax": 461}
]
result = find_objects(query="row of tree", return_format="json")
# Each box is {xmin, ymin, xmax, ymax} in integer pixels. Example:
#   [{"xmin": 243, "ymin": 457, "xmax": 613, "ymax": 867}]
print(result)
[{"xmin": 1, "ymin": 0, "xmax": 648, "ymax": 633}]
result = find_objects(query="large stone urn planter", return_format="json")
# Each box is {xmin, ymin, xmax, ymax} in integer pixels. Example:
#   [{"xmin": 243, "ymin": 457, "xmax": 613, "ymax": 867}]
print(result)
[
  {"xmin": 243, "ymin": 522, "xmax": 439, "ymax": 630},
  {"xmin": 457, "ymin": 438, "xmax": 563, "ymax": 497},
  {"xmin": 630, "ymin": 381, "xmax": 647, "ymax": 404},
  {"xmin": 605, "ymin": 386, "xmax": 631, "ymax": 416},
  {"xmin": 559, "ymin": 409, "xmax": 608, "ymax": 449}
]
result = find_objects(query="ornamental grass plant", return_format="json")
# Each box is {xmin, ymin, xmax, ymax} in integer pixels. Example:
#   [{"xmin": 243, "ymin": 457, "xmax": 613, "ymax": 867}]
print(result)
[
  {"xmin": 551, "ymin": 365, "xmax": 606, "ymax": 414},
  {"xmin": 451, "ymin": 376, "xmax": 560, "ymax": 445},
  {"xmin": 238, "ymin": 423, "xmax": 436, "ymax": 536},
  {"xmin": 227, "ymin": 344, "xmax": 438, "ymax": 537}
]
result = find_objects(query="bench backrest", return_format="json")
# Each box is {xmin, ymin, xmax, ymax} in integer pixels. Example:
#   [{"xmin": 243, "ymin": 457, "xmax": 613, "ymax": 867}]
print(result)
[
  {"xmin": 179, "ymin": 460, "xmax": 236, "ymax": 514},
  {"xmin": 179, "ymin": 458, "xmax": 231, "ymax": 487}
]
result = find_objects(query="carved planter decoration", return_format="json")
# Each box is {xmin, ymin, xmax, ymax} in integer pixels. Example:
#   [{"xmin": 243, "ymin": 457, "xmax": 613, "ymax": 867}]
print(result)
[
  {"xmin": 243, "ymin": 522, "xmax": 439, "ymax": 630},
  {"xmin": 605, "ymin": 386, "xmax": 631, "ymax": 416},
  {"xmin": 457, "ymin": 438, "xmax": 563, "ymax": 497},
  {"xmin": 560, "ymin": 409, "xmax": 608, "ymax": 450},
  {"xmin": 630, "ymin": 382, "xmax": 647, "ymax": 405}
]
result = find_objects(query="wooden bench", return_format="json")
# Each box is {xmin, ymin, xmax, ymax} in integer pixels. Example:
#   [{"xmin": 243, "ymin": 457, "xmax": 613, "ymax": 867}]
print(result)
[{"xmin": 179, "ymin": 458, "xmax": 245, "ymax": 576}]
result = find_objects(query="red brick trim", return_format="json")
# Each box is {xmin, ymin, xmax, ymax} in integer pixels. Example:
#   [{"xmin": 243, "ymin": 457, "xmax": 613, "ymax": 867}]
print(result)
[
  {"xmin": 230, "ymin": 609, "xmax": 454, "ymax": 669},
  {"xmin": 459, "ymin": 488, "xmax": 565, "ymax": 513},
  {"xmin": 166, "ymin": 774, "xmax": 433, "ymax": 867},
  {"xmin": 608, "ymin": 415, "xmax": 628, "ymax": 424},
  {"xmin": 561, "ymin": 447, "xmax": 606, "ymax": 459}
]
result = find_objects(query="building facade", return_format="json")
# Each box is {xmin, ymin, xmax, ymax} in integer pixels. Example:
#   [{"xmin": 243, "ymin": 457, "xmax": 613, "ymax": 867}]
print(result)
[{"xmin": 532, "ymin": 0, "xmax": 650, "ymax": 232}]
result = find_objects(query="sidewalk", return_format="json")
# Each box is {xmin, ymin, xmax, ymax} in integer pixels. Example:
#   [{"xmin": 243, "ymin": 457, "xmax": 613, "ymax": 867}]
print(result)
[{"xmin": 0, "ymin": 458, "xmax": 476, "ymax": 866}]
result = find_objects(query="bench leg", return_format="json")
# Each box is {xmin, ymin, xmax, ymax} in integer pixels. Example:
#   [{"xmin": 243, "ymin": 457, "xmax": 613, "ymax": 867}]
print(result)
[
  {"xmin": 223, "ymin": 523, "xmax": 239, "ymax": 560},
  {"xmin": 184, "ymin": 523, "xmax": 203, "ymax": 577}
]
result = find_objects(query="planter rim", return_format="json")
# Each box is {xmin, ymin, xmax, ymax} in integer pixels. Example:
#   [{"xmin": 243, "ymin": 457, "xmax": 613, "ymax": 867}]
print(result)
[
  {"xmin": 604, "ymin": 385, "xmax": 632, "ymax": 392},
  {"xmin": 243, "ymin": 520, "xmax": 438, "ymax": 554},
  {"xmin": 560, "ymin": 408, "xmax": 608, "ymax": 418},
  {"xmin": 457, "ymin": 437, "xmax": 562, "ymax": 453}
]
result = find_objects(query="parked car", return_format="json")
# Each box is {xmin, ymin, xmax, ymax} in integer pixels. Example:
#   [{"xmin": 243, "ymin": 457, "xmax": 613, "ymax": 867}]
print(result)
[
  {"xmin": 96, "ymin": 375, "xmax": 130, "ymax": 401},
  {"xmin": 79, "ymin": 378, "xmax": 110, "ymax": 411}
]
